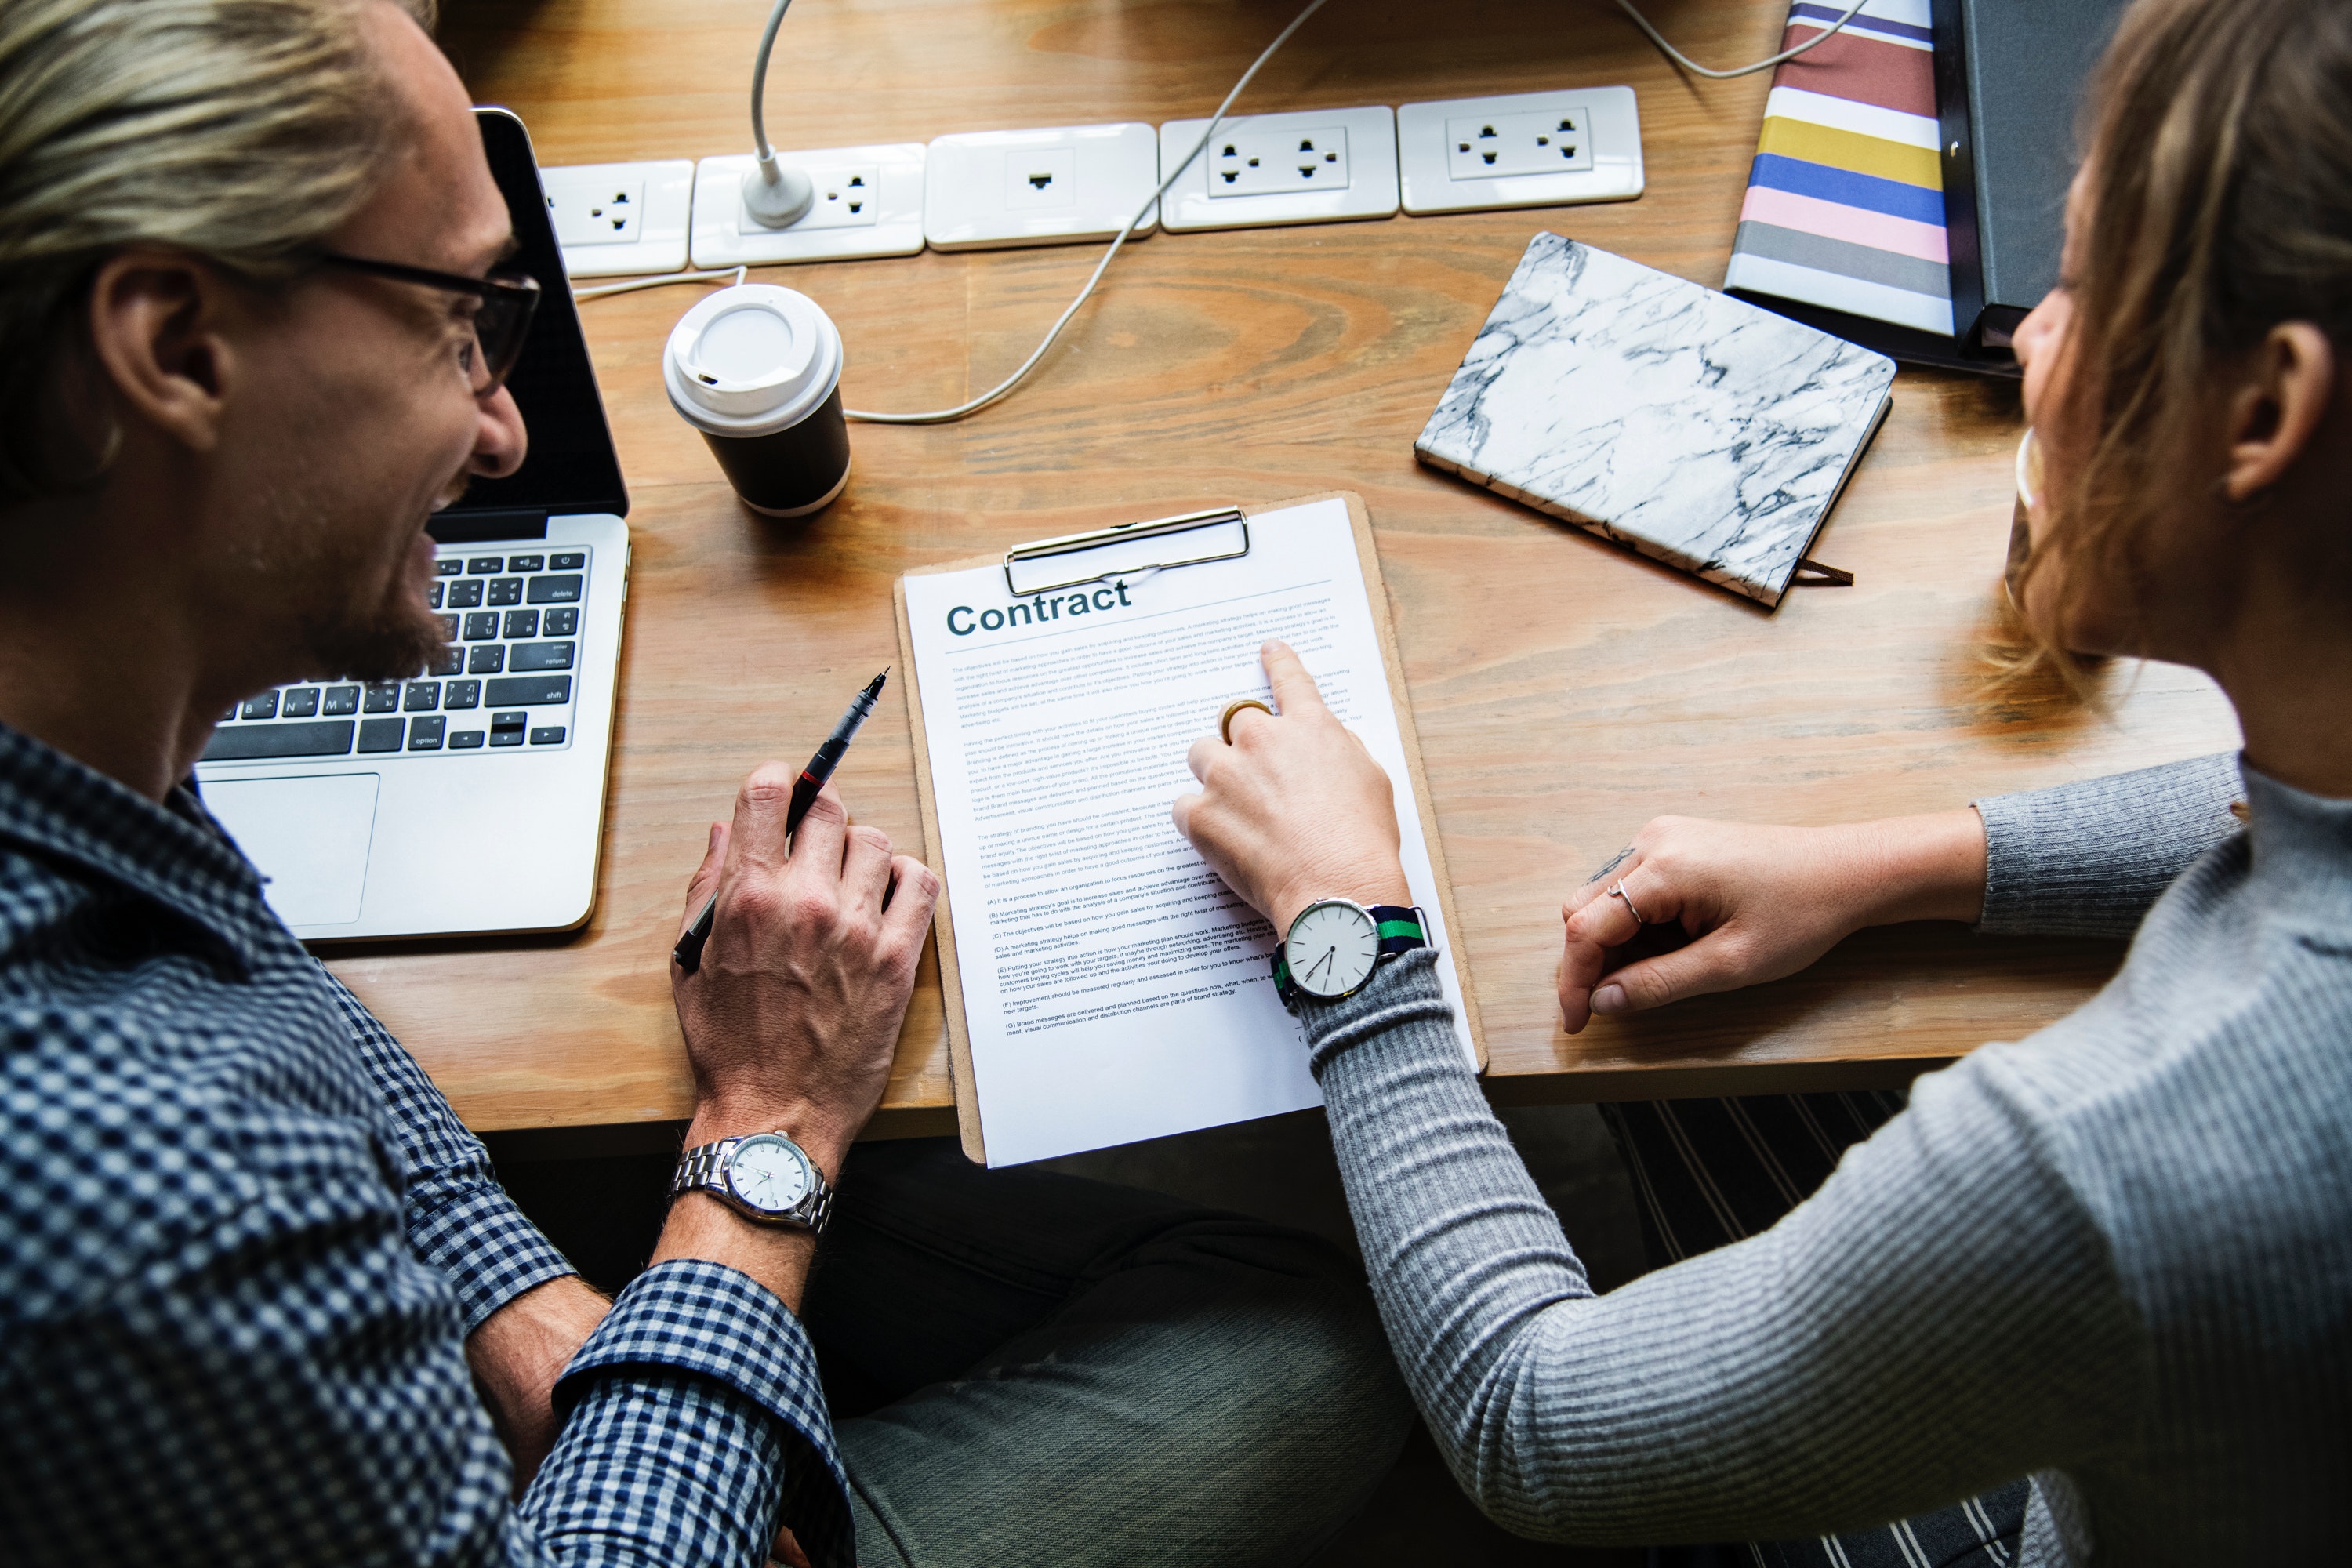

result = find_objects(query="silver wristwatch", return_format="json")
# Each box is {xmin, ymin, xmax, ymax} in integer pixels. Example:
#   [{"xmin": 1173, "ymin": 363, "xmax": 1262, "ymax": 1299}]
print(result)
[{"xmin": 670, "ymin": 1131, "xmax": 835, "ymax": 1232}]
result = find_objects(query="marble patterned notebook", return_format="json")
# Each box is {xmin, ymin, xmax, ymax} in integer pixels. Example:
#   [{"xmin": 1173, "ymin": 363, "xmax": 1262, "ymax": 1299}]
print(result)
[{"xmin": 1415, "ymin": 233, "xmax": 1896, "ymax": 606}]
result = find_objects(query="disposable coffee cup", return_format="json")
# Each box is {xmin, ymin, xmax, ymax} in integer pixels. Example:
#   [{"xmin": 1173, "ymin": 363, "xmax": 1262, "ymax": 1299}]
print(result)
[{"xmin": 664, "ymin": 284, "xmax": 851, "ymax": 518}]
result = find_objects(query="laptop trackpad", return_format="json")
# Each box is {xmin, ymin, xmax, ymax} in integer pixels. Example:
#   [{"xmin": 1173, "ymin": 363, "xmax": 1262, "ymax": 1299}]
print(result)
[{"xmin": 204, "ymin": 773, "xmax": 381, "ymax": 928}]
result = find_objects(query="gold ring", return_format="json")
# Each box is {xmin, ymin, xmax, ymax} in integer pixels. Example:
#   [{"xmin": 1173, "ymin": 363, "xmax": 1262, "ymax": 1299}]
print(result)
[{"xmin": 1219, "ymin": 698, "xmax": 1273, "ymax": 744}]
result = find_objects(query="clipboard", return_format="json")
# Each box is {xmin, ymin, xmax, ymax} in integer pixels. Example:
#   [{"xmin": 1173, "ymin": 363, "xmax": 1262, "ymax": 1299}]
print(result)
[{"xmin": 893, "ymin": 489, "xmax": 1486, "ymax": 1163}]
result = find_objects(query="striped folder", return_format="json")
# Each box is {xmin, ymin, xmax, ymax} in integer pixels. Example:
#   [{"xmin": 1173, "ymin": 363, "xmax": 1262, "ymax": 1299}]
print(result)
[{"xmin": 1722, "ymin": 0, "xmax": 1963, "ymax": 354}]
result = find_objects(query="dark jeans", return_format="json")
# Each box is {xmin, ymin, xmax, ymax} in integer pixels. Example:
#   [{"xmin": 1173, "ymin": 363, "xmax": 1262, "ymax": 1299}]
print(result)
[
  {"xmin": 1600, "ymin": 1094, "xmax": 2031, "ymax": 1568},
  {"xmin": 800, "ymin": 1138, "xmax": 1414, "ymax": 1568}
]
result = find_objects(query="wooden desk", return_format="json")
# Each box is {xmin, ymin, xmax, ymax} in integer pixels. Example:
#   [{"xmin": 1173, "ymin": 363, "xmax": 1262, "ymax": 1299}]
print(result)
[{"xmin": 334, "ymin": 0, "xmax": 2238, "ymax": 1137}]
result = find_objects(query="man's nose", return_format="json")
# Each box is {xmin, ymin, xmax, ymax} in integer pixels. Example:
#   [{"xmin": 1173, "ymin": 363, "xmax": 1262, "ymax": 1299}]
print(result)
[{"xmin": 470, "ymin": 385, "xmax": 528, "ymax": 479}]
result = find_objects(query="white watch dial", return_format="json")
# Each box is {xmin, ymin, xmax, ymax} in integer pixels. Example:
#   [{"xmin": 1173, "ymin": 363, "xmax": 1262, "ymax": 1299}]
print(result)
[
  {"xmin": 1284, "ymin": 901, "xmax": 1381, "ymax": 999},
  {"xmin": 725, "ymin": 1134, "xmax": 814, "ymax": 1214}
]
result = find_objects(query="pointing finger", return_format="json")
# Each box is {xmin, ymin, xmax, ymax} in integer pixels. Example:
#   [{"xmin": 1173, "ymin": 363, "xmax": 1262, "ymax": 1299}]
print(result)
[{"xmin": 1259, "ymin": 639, "xmax": 1330, "ymax": 720}]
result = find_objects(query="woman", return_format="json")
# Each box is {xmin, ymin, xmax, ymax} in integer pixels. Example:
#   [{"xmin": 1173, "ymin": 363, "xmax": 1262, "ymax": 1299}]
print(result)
[{"xmin": 1171, "ymin": 0, "xmax": 2351, "ymax": 1559}]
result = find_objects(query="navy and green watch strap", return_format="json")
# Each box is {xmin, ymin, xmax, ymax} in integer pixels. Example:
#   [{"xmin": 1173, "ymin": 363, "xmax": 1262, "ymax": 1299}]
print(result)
[
  {"xmin": 1271, "ymin": 903, "xmax": 1429, "ymax": 1008},
  {"xmin": 1370, "ymin": 905, "xmax": 1428, "ymax": 956}
]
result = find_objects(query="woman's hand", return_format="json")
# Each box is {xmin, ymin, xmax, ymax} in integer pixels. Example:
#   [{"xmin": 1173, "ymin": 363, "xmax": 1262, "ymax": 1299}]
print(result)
[
  {"xmin": 1172, "ymin": 640, "xmax": 1410, "ymax": 933},
  {"xmin": 1558, "ymin": 809, "xmax": 1989, "ymax": 1034}
]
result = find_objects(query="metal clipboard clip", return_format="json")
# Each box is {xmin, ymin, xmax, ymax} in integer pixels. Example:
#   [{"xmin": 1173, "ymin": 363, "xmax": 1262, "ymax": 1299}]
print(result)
[{"xmin": 1002, "ymin": 506, "xmax": 1250, "ymax": 597}]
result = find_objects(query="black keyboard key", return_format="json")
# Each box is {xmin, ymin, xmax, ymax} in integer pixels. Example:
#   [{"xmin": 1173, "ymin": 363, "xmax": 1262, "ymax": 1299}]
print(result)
[
  {"xmin": 321, "ymin": 684, "xmax": 361, "ymax": 716},
  {"xmin": 220, "ymin": 706, "xmax": 238, "ymax": 722},
  {"xmin": 280, "ymin": 688, "xmax": 321, "ymax": 718},
  {"xmin": 510, "ymin": 641, "xmax": 574, "ymax": 672},
  {"xmin": 203, "ymin": 720, "xmax": 356, "ymax": 761},
  {"xmin": 446, "ymin": 580, "xmax": 484, "ymax": 608},
  {"xmin": 403, "ymin": 681, "xmax": 440, "ymax": 711},
  {"xmin": 466, "ymin": 556, "xmax": 504, "ymax": 574},
  {"xmin": 484, "ymin": 676, "xmax": 571, "ymax": 708},
  {"xmin": 240, "ymin": 692, "xmax": 279, "ymax": 720},
  {"xmin": 550, "ymin": 551, "xmax": 585, "ymax": 570},
  {"xmin": 408, "ymin": 715, "xmax": 447, "ymax": 750},
  {"xmin": 526, "ymin": 573, "xmax": 583, "ymax": 604},
  {"xmin": 489, "ymin": 727, "xmax": 524, "ymax": 747},
  {"xmin": 487, "ymin": 577, "xmax": 524, "ymax": 607},
  {"xmin": 362, "ymin": 683, "xmax": 400, "ymax": 713},
  {"xmin": 490, "ymin": 710, "xmax": 528, "ymax": 729},
  {"xmin": 449, "ymin": 730, "xmax": 485, "ymax": 750},
  {"xmin": 429, "ymin": 644, "xmax": 464, "ymax": 677},
  {"xmin": 467, "ymin": 644, "xmax": 505, "ymax": 675},
  {"xmin": 506, "ymin": 554, "xmax": 545, "ymax": 572},
  {"xmin": 436, "ymin": 614, "xmax": 459, "ymax": 642},
  {"xmin": 443, "ymin": 679, "xmax": 481, "ymax": 710},
  {"xmin": 529, "ymin": 726, "xmax": 566, "ymax": 746},
  {"xmin": 502, "ymin": 609, "xmax": 539, "ymax": 639},
  {"xmin": 539, "ymin": 607, "xmax": 579, "ymax": 637},
  {"xmin": 429, "ymin": 583, "xmax": 445, "ymax": 609},
  {"xmin": 435, "ymin": 557, "xmax": 463, "ymax": 577},
  {"xmin": 356, "ymin": 717, "xmax": 405, "ymax": 753},
  {"xmin": 463, "ymin": 612, "xmax": 501, "ymax": 641}
]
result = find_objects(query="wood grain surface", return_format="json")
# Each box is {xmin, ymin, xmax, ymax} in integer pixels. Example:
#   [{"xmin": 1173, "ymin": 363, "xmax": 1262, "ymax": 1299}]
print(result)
[{"xmin": 332, "ymin": 0, "xmax": 2240, "ymax": 1134}]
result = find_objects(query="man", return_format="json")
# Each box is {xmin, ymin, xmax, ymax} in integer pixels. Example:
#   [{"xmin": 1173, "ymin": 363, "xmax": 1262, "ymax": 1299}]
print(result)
[{"xmin": 0, "ymin": 2, "xmax": 1407, "ymax": 1563}]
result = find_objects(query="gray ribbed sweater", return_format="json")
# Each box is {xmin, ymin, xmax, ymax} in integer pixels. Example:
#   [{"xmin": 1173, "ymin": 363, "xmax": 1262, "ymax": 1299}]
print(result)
[{"xmin": 1305, "ymin": 754, "xmax": 2351, "ymax": 1563}]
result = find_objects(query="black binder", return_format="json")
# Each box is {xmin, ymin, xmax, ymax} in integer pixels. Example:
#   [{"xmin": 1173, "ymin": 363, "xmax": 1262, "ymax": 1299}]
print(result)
[{"xmin": 1929, "ymin": 0, "xmax": 2131, "ymax": 361}]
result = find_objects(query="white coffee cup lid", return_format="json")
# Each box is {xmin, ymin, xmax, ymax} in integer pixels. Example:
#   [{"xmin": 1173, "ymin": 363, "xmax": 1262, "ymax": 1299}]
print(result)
[{"xmin": 664, "ymin": 284, "xmax": 844, "ymax": 437}]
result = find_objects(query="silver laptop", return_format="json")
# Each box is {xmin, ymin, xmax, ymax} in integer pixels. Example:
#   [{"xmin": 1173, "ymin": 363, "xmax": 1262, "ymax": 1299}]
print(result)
[{"xmin": 198, "ymin": 108, "xmax": 630, "ymax": 942}]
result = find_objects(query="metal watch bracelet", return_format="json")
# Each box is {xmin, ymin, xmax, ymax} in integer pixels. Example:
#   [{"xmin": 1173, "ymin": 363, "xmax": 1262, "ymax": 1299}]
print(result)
[{"xmin": 670, "ymin": 1134, "xmax": 837, "ymax": 1232}]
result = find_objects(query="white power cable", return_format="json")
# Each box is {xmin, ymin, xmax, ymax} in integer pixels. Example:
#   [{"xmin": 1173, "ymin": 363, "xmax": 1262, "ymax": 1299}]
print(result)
[
  {"xmin": 840, "ymin": 0, "xmax": 1330, "ymax": 423},
  {"xmin": 1615, "ymin": 0, "xmax": 1871, "ymax": 80},
  {"xmin": 573, "ymin": 265, "xmax": 746, "ymax": 303},
  {"xmin": 749, "ymin": 0, "xmax": 793, "ymax": 170}
]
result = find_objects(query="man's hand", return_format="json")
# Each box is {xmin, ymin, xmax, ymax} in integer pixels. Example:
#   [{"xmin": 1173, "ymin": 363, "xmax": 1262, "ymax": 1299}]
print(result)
[
  {"xmin": 669, "ymin": 770, "xmax": 939, "ymax": 1178},
  {"xmin": 1555, "ymin": 809, "xmax": 1989, "ymax": 1033},
  {"xmin": 1172, "ymin": 641, "xmax": 1411, "ymax": 933},
  {"xmin": 464, "ymin": 1276, "xmax": 611, "ymax": 1495}
]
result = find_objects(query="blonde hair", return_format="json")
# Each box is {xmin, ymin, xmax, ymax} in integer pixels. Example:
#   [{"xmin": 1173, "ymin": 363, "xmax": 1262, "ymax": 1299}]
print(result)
[
  {"xmin": 0, "ymin": 0, "xmax": 437, "ymax": 501},
  {"xmin": 2011, "ymin": 0, "xmax": 2352, "ymax": 665}
]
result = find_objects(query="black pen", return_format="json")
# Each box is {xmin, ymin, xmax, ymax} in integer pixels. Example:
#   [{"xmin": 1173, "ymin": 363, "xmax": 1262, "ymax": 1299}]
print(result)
[{"xmin": 673, "ymin": 667, "xmax": 890, "ymax": 974}]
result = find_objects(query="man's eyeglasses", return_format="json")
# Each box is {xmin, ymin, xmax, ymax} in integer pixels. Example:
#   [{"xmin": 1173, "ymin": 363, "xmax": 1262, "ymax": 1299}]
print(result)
[{"xmin": 316, "ymin": 252, "xmax": 542, "ymax": 395}]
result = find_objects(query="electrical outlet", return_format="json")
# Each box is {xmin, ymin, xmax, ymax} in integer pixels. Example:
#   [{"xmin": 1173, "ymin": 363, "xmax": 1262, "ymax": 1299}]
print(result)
[
  {"xmin": 924, "ymin": 124, "xmax": 1160, "ymax": 251},
  {"xmin": 550, "ymin": 178, "xmax": 643, "ymax": 245},
  {"xmin": 1158, "ymin": 107, "xmax": 1397, "ymax": 232},
  {"xmin": 793, "ymin": 166, "xmax": 883, "ymax": 229},
  {"xmin": 689, "ymin": 143, "xmax": 926, "ymax": 267},
  {"xmin": 1397, "ymin": 87, "xmax": 1642, "ymax": 216},
  {"xmin": 1213, "ymin": 126, "xmax": 1348, "ymax": 195},
  {"xmin": 1445, "ymin": 109, "xmax": 1595, "ymax": 179},
  {"xmin": 542, "ymin": 160, "xmax": 693, "ymax": 277}
]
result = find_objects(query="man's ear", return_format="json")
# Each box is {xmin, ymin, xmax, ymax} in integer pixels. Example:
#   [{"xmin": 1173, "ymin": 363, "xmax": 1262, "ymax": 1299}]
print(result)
[
  {"xmin": 83, "ymin": 251, "xmax": 246, "ymax": 456},
  {"xmin": 2221, "ymin": 321, "xmax": 2336, "ymax": 502}
]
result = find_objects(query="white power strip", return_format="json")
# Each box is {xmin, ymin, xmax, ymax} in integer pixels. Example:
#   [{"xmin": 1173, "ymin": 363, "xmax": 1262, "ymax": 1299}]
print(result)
[{"xmin": 549, "ymin": 87, "xmax": 1641, "ymax": 280}]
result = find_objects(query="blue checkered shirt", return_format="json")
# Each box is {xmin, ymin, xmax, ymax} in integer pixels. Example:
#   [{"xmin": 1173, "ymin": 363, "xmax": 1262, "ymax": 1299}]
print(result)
[{"xmin": 0, "ymin": 720, "xmax": 851, "ymax": 1566}]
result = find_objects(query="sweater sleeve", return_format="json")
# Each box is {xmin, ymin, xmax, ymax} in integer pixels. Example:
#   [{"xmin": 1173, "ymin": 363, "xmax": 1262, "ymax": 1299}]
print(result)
[
  {"xmin": 1973, "ymin": 753, "xmax": 2243, "ymax": 938},
  {"xmin": 1305, "ymin": 950, "xmax": 2140, "ymax": 1544}
]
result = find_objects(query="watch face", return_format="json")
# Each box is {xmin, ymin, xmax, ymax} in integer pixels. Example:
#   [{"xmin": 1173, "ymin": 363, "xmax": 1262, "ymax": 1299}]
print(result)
[
  {"xmin": 1283, "ymin": 900, "xmax": 1381, "ymax": 999},
  {"xmin": 725, "ymin": 1134, "xmax": 814, "ymax": 1215}
]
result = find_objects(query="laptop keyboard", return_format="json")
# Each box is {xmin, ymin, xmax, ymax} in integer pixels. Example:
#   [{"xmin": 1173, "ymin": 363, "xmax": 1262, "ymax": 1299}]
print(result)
[{"xmin": 202, "ymin": 547, "xmax": 590, "ymax": 764}]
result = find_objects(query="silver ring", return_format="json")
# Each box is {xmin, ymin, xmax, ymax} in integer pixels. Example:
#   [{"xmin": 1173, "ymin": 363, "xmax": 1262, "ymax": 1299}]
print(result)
[{"xmin": 1608, "ymin": 881, "xmax": 1645, "ymax": 925}]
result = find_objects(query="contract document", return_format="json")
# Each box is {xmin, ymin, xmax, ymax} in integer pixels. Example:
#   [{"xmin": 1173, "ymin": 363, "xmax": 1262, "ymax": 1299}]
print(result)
[{"xmin": 898, "ymin": 494, "xmax": 1479, "ymax": 1166}]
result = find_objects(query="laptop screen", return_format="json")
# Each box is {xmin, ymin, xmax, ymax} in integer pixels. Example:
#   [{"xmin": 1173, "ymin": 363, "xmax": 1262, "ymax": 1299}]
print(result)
[{"xmin": 434, "ymin": 107, "xmax": 630, "ymax": 535}]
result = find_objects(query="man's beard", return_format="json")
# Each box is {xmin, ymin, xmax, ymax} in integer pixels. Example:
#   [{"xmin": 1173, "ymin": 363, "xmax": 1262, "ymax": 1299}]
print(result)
[{"xmin": 301, "ymin": 584, "xmax": 448, "ymax": 685}]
